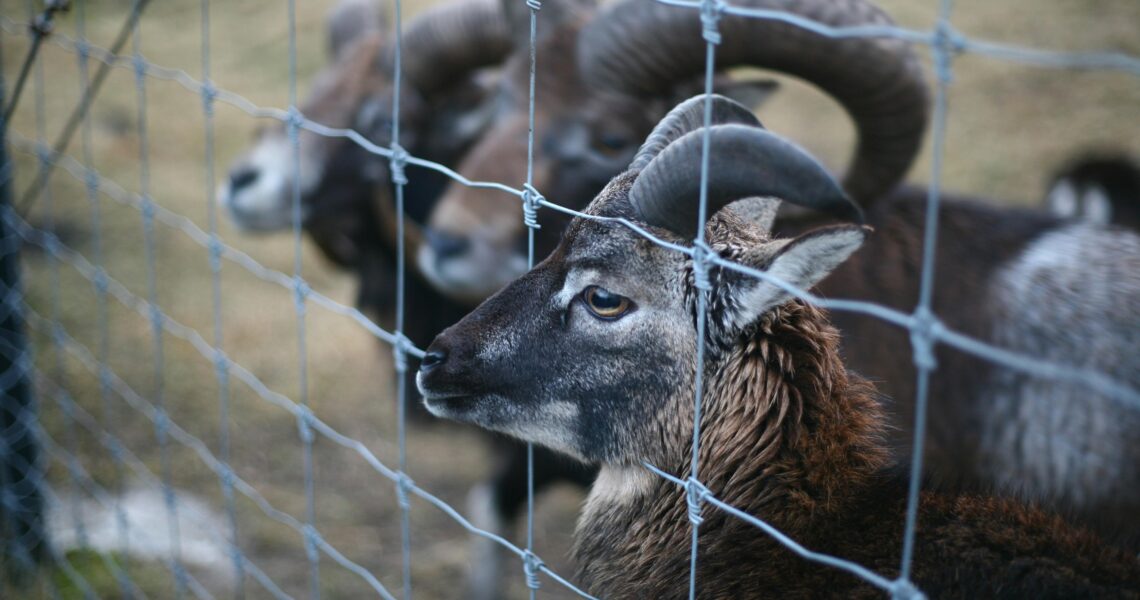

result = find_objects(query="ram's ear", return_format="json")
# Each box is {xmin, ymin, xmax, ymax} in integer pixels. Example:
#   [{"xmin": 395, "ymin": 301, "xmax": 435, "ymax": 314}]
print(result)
[
  {"xmin": 720, "ymin": 225, "xmax": 868, "ymax": 334},
  {"xmin": 327, "ymin": 0, "xmax": 387, "ymax": 60}
]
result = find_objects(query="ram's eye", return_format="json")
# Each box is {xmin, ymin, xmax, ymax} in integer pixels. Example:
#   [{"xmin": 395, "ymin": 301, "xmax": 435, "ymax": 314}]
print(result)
[{"xmin": 582, "ymin": 286, "xmax": 633, "ymax": 320}]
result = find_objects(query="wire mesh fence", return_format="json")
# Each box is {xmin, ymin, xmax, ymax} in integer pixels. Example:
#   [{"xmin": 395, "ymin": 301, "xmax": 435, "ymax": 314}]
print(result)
[{"xmin": 1, "ymin": 0, "xmax": 1138, "ymax": 598}]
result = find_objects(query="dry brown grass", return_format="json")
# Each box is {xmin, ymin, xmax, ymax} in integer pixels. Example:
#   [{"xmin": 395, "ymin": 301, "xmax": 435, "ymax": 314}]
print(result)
[{"xmin": 2, "ymin": 0, "xmax": 1138, "ymax": 598}]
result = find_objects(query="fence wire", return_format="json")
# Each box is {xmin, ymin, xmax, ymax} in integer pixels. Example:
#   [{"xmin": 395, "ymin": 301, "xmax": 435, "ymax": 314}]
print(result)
[{"xmin": 1, "ymin": 0, "xmax": 1138, "ymax": 598}]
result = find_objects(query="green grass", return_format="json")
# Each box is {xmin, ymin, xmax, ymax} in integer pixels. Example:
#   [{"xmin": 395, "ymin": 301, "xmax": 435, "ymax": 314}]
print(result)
[{"xmin": 2, "ymin": 0, "xmax": 1139, "ymax": 598}]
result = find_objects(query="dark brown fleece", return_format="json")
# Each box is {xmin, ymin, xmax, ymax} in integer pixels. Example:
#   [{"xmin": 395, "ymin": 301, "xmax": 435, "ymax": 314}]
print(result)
[{"xmin": 574, "ymin": 302, "xmax": 1140, "ymax": 599}]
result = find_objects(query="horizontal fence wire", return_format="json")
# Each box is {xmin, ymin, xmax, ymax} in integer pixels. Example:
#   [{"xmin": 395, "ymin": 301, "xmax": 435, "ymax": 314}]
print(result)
[
  {"xmin": 2, "ymin": 14, "xmax": 1134, "ymax": 410},
  {"xmin": 2, "ymin": 0, "xmax": 1138, "ymax": 598},
  {"xmin": 1, "ymin": 197, "xmax": 595, "ymax": 598}
]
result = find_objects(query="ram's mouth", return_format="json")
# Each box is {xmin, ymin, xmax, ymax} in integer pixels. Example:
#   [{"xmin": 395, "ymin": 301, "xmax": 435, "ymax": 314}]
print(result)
[{"xmin": 421, "ymin": 392, "xmax": 489, "ymax": 421}]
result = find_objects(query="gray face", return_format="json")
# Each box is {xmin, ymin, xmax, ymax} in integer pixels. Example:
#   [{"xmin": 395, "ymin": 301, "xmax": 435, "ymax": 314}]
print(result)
[
  {"xmin": 417, "ymin": 174, "xmax": 695, "ymax": 463},
  {"xmin": 416, "ymin": 172, "xmax": 867, "ymax": 465}
]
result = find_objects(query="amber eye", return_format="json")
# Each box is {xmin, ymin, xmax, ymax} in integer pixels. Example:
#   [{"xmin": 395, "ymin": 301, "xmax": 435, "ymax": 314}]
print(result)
[{"xmin": 582, "ymin": 286, "xmax": 633, "ymax": 320}]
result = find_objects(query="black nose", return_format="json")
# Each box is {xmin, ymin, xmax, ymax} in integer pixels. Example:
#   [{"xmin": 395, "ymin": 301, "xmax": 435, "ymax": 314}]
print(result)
[
  {"xmin": 229, "ymin": 167, "xmax": 260, "ymax": 192},
  {"xmin": 425, "ymin": 228, "xmax": 471, "ymax": 261},
  {"xmin": 420, "ymin": 348, "xmax": 448, "ymax": 373}
]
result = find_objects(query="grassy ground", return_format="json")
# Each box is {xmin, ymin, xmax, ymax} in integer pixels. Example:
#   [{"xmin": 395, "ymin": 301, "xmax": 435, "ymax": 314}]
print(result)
[{"xmin": 2, "ymin": 0, "xmax": 1138, "ymax": 598}]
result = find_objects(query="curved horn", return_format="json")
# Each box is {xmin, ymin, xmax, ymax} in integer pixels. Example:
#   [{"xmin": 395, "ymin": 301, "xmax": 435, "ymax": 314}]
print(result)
[
  {"xmin": 396, "ymin": 0, "xmax": 513, "ymax": 97},
  {"xmin": 630, "ymin": 125, "xmax": 860, "ymax": 238},
  {"xmin": 580, "ymin": 0, "xmax": 929, "ymax": 205},
  {"xmin": 631, "ymin": 94, "xmax": 762, "ymax": 171}
]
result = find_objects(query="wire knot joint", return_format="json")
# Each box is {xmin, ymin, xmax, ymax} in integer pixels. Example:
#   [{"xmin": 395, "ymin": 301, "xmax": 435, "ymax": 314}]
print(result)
[
  {"xmin": 212, "ymin": 348, "xmax": 229, "ymax": 378},
  {"xmin": 296, "ymin": 407, "xmax": 316, "ymax": 445},
  {"xmin": 207, "ymin": 236, "xmax": 223, "ymax": 272},
  {"xmin": 286, "ymin": 107, "xmax": 305, "ymax": 142},
  {"xmin": 132, "ymin": 54, "xmax": 147, "ymax": 83},
  {"xmin": 84, "ymin": 167, "xmax": 100, "ymax": 195},
  {"xmin": 691, "ymin": 240, "xmax": 715, "ymax": 293},
  {"xmin": 74, "ymin": 38, "xmax": 90, "ymax": 61},
  {"xmin": 93, "ymin": 267, "xmax": 110, "ymax": 295},
  {"xmin": 292, "ymin": 276, "xmax": 310, "ymax": 312},
  {"xmin": 140, "ymin": 195, "xmax": 156, "ymax": 221},
  {"xmin": 392, "ymin": 333, "xmax": 411, "ymax": 374},
  {"xmin": 700, "ymin": 0, "xmax": 725, "ymax": 45},
  {"xmin": 525, "ymin": 0, "xmax": 542, "ymax": 11},
  {"xmin": 389, "ymin": 143, "xmax": 409, "ymax": 187},
  {"xmin": 685, "ymin": 477, "xmax": 711, "ymax": 527},
  {"xmin": 396, "ymin": 472, "xmax": 413, "ymax": 511},
  {"xmin": 153, "ymin": 407, "xmax": 170, "ymax": 439},
  {"xmin": 890, "ymin": 578, "xmax": 927, "ymax": 600},
  {"xmin": 302, "ymin": 524, "xmax": 321, "ymax": 563},
  {"xmin": 932, "ymin": 21, "xmax": 964, "ymax": 84},
  {"xmin": 36, "ymin": 145, "xmax": 54, "ymax": 169},
  {"xmin": 219, "ymin": 464, "xmax": 236, "ymax": 489},
  {"xmin": 909, "ymin": 306, "xmax": 941, "ymax": 372},
  {"xmin": 522, "ymin": 183, "xmax": 543, "ymax": 230},
  {"xmin": 522, "ymin": 550, "xmax": 544, "ymax": 590},
  {"xmin": 200, "ymin": 82, "xmax": 218, "ymax": 118}
]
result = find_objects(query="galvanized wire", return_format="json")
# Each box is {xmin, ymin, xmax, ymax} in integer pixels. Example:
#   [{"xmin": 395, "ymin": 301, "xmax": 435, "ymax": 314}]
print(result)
[
  {"xmin": 2, "ymin": 198, "xmax": 596, "ymax": 598},
  {"xmin": 14, "ymin": 0, "xmax": 152, "ymax": 214},
  {"xmin": 388, "ymin": 0, "xmax": 415, "ymax": 597},
  {"xmin": 28, "ymin": 0, "xmax": 87, "ymax": 569},
  {"xmin": 71, "ymin": 1, "xmax": 134, "ymax": 595},
  {"xmin": 7, "ymin": 17, "xmax": 1132, "ymax": 409},
  {"xmin": 523, "ymin": 1, "xmax": 542, "ymax": 597},
  {"xmin": 281, "ymin": 0, "xmax": 322, "ymax": 596},
  {"xmin": 3, "ymin": 0, "xmax": 1139, "ymax": 597},
  {"xmin": 685, "ymin": 1, "xmax": 723, "ymax": 596},
  {"xmin": 129, "ymin": 20, "xmax": 189, "ymax": 598},
  {"xmin": 899, "ymin": 0, "xmax": 956, "ymax": 584},
  {"xmin": 196, "ymin": 0, "xmax": 245, "ymax": 595}
]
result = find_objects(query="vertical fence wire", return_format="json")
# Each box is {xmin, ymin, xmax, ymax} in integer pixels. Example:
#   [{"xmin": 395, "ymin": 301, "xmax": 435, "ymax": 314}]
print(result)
[
  {"xmin": 27, "ymin": 0, "xmax": 89, "ymax": 566},
  {"xmin": 284, "ymin": 0, "xmax": 322, "ymax": 596},
  {"xmin": 3, "ymin": 0, "xmax": 1140, "ymax": 597},
  {"xmin": 131, "ymin": 19, "xmax": 189, "ymax": 599},
  {"xmin": 71, "ymin": 3, "xmax": 136, "ymax": 596},
  {"xmin": 898, "ymin": 0, "xmax": 956, "ymax": 587},
  {"xmin": 522, "ymin": 0, "xmax": 544, "ymax": 596},
  {"xmin": 198, "ymin": 0, "xmax": 246, "ymax": 595},
  {"xmin": 32, "ymin": 20, "xmax": 87, "ymax": 596},
  {"xmin": 388, "ymin": 0, "xmax": 414, "ymax": 597},
  {"xmin": 683, "ymin": 1, "xmax": 724, "ymax": 597},
  {"xmin": 22, "ymin": 6, "xmax": 105, "ymax": 597}
]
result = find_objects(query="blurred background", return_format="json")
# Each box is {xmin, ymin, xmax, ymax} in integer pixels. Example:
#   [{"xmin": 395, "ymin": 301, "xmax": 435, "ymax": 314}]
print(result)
[{"xmin": 1, "ymin": 0, "xmax": 1138, "ymax": 598}]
